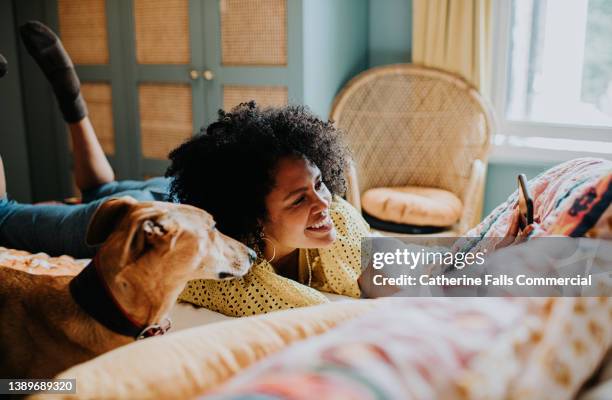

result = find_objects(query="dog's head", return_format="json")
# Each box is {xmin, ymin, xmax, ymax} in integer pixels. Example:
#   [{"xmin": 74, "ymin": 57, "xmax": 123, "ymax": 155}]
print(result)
[{"xmin": 86, "ymin": 197, "xmax": 256, "ymax": 281}]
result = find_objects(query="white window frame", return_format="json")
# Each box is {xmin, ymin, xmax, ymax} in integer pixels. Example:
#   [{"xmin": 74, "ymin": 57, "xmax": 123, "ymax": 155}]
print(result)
[{"xmin": 490, "ymin": 1, "xmax": 612, "ymax": 163}]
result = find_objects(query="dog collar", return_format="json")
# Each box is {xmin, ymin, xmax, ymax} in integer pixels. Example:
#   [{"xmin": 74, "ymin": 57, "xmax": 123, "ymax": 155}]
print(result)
[{"xmin": 69, "ymin": 255, "xmax": 172, "ymax": 340}]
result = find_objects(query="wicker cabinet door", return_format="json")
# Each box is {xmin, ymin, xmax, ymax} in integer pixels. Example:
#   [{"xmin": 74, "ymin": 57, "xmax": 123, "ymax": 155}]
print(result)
[
  {"xmin": 58, "ymin": 0, "xmax": 113, "ymax": 155},
  {"xmin": 129, "ymin": 0, "xmax": 204, "ymax": 178},
  {"xmin": 201, "ymin": 0, "xmax": 294, "ymax": 121}
]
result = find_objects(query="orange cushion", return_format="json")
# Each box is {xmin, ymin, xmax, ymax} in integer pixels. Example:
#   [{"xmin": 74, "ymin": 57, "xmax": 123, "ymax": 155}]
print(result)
[{"xmin": 361, "ymin": 186, "xmax": 463, "ymax": 227}]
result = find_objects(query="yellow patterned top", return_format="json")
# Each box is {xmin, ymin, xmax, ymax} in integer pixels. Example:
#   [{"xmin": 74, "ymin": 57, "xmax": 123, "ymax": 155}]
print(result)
[{"xmin": 178, "ymin": 196, "xmax": 370, "ymax": 317}]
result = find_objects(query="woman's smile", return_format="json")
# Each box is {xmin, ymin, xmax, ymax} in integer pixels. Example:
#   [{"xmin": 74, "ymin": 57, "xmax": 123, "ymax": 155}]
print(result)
[{"xmin": 306, "ymin": 212, "xmax": 334, "ymax": 233}]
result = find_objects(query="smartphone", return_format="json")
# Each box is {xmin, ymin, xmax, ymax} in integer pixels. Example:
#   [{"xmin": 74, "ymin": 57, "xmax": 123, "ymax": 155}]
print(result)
[{"xmin": 517, "ymin": 174, "xmax": 533, "ymax": 230}]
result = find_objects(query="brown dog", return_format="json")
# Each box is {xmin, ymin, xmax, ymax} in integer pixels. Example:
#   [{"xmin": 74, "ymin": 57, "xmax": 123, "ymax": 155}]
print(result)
[{"xmin": 0, "ymin": 197, "xmax": 256, "ymax": 378}]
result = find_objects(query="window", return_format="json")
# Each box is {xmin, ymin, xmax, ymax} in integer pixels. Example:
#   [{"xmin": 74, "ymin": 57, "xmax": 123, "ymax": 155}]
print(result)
[{"xmin": 491, "ymin": 0, "xmax": 612, "ymax": 161}]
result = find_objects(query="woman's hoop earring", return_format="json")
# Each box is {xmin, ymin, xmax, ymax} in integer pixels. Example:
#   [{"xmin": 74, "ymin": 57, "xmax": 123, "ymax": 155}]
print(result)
[{"xmin": 261, "ymin": 236, "xmax": 276, "ymax": 263}]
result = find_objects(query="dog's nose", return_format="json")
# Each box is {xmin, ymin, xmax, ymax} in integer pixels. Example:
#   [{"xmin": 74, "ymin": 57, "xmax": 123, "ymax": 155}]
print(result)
[
  {"xmin": 218, "ymin": 272, "xmax": 235, "ymax": 279},
  {"xmin": 248, "ymin": 249, "xmax": 257, "ymax": 263}
]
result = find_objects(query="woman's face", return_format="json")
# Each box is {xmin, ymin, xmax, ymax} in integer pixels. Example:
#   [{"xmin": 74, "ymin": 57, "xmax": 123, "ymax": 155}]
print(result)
[{"xmin": 262, "ymin": 156, "xmax": 336, "ymax": 256}]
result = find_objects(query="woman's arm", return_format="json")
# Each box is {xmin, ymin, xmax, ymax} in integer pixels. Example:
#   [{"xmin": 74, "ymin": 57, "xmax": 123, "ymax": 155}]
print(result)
[{"xmin": 315, "ymin": 197, "xmax": 370, "ymax": 298}]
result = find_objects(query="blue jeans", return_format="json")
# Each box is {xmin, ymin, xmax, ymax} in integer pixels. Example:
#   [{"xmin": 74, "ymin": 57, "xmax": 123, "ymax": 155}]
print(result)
[{"xmin": 0, "ymin": 177, "xmax": 171, "ymax": 259}]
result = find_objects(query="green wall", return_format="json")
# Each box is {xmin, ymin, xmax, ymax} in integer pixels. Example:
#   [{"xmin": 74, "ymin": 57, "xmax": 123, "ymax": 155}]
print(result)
[
  {"xmin": 369, "ymin": 0, "xmax": 412, "ymax": 67},
  {"xmin": 484, "ymin": 161, "xmax": 556, "ymax": 214},
  {"xmin": 303, "ymin": 0, "xmax": 369, "ymax": 118}
]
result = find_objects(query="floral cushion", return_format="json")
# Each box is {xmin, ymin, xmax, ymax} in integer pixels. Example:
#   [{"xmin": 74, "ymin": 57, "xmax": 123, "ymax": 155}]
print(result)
[{"xmin": 458, "ymin": 158, "xmax": 612, "ymax": 254}]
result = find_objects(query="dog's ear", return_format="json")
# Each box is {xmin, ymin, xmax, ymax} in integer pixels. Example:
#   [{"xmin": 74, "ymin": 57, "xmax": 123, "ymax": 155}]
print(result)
[
  {"xmin": 126, "ymin": 215, "xmax": 175, "ymax": 263},
  {"xmin": 86, "ymin": 196, "xmax": 138, "ymax": 246},
  {"xmin": 138, "ymin": 218, "xmax": 170, "ymax": 249}
]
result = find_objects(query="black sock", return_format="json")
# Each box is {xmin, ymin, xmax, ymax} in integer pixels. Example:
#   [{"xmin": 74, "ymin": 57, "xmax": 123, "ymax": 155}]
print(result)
[
  {"xmin": 0, "ymin": 54, "xmax": 7, "ymax": 78},
  {"xmin": 19, "ymin": 21, "xmax": 87, "ymax": 123}
]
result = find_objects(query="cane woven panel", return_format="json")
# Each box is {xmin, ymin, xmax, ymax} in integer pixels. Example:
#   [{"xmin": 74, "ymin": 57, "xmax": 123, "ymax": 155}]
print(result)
[
  {"xmin": 134, "ymin": 0, "xmax": 190, "ymax": 65},
  {"xmin": 57, "ymin": 0, "xmax": 109, "ymax": 64},
  {"xmin": 331, "ymin": 66, "xmax": 492, "ymax": 199},
  {"xmin": 138, "ymin": 84, "xmax": 193, "ymax": 159},
  {"xmin": 220, "ymin": 0, "xmax": 287, "ymax": 66},
  {"xmin": 223, "ymin": 85, "xmax": 287, "ymax": 110},
  {"xmin": 81, "ymin": 83, "xmax": 115, "ymax": 155}
]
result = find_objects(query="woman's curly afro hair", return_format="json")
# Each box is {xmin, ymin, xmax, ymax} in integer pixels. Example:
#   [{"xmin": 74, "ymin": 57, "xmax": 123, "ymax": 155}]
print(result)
[{"xmin": 165, "ymin": 101, "xmax": 350, "ymax": 247}]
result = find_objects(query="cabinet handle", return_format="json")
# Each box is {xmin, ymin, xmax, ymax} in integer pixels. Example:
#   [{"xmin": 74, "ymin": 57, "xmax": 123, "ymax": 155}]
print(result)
[
  {"xmin": 202, "ymin": 70, "xmax": 214, "ymax": 81},
  {"xmin": 189, "ymin": 70, "xmax": 199, "ymax": 80}
]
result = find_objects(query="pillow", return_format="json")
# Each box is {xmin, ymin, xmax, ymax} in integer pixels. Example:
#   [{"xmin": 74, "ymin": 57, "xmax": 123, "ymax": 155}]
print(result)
[
  {"xmin": 549, "ymin": 173, "xmax": 611, "ymax": 237},
  {"xmin": 361, "ymin": 186, "xmax": 463, "ymax": 228},
  {"xmin": 459, "ymin": 158, "xmax": 612, "ymax": 254},
  {"xmin": 43, "ymin": 300, "xmax": 380, "ymax": 400}
]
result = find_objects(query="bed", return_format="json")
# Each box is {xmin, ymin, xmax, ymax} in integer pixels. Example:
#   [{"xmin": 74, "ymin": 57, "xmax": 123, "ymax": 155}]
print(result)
[{"xmin": 0, "ymin": 157, "xmax": 609, "ymax": 399}]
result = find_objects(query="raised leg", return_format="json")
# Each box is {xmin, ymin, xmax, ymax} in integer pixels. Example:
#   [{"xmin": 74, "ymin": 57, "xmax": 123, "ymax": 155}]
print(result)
[
  {"xmin": 68, "ymin": 117, "xmax": 115, "ymax": 191},
  {"xmin": 20, "ymin": 21, "xmax": 114, "ymax": 192}
]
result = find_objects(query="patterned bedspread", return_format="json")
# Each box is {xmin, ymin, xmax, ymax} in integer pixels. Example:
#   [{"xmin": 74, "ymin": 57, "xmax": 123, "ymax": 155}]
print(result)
[
  {"xmin": 200, "ymin": 296, "xmax": 611, "ymax": 400},
  {"xmin": 0, "ymin": 246, "xmax": 86, "ymax": 276}
]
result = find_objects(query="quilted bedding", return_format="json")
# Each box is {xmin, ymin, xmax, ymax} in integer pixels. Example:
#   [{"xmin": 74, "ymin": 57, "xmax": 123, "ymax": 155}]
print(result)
[
  {"xmin": 202, "ymin": 296, "xmax": 612, "ymax": 400},
  {"xmin": 0, "ymin": 247, "xmax": 86, "ymax": 276}
]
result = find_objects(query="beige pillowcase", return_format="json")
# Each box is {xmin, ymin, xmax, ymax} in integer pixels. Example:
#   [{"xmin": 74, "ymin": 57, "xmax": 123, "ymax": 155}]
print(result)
[
  {"xmin": 39, "ymin": 300, "xmax": 379, "ymax": 400},
  {"xmin": 362, "ymin": 186, "xmax": 463, "ymax": 226}
]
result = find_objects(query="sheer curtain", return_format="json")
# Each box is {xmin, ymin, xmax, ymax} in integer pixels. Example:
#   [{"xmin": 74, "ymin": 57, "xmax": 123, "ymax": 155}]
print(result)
[{"xmin": 412, "ymin": 0, "xmax": 492, "ymax": 94}]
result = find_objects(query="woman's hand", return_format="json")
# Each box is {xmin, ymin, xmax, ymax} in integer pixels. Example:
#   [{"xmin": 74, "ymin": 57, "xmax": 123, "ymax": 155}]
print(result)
[
  {"xmin": 358, "ymin": 262, "xmax": 402, "ymax": 298},
  {"xmin": 495, "ymin": 204, "xmax": 540, "ymax": 250}
]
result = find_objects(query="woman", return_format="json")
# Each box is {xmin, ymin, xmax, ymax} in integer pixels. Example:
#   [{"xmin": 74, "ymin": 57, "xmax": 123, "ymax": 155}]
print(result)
[{"xmin": 166, "ymin": 102, "xmax": 369, "ymax": 315}]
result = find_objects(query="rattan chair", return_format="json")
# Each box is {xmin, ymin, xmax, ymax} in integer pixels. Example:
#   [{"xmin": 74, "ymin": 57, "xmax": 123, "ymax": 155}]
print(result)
[{"xmin": 330, "ymin": 64, "xmax": 495, "ymax": 236}]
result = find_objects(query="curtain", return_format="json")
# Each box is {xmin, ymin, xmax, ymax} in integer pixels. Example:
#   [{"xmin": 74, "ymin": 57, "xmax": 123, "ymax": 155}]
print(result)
[{"xmin": 412, "ymin": 0, "xmax": 492, "ymax": 94}]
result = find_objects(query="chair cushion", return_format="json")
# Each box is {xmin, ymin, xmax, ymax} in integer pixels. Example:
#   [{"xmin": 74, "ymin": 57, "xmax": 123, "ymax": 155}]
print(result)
[
  {"xmin": 362, "ymin": 212, "xmax": 448, "ymax": 234},
  {"xmin": 361, "ymin": 186, "xmax": 463, "ymax": 227}
]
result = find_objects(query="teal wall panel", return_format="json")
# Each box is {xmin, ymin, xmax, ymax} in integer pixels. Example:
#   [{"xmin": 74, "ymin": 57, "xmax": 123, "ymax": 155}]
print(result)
[
  {"xmin": 303, "ymin": 0, "xmax": 369, "ymax": 118},
  {"xmin": 368, "ymin": 0, "xmax": 412, "ymax": 67}
]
